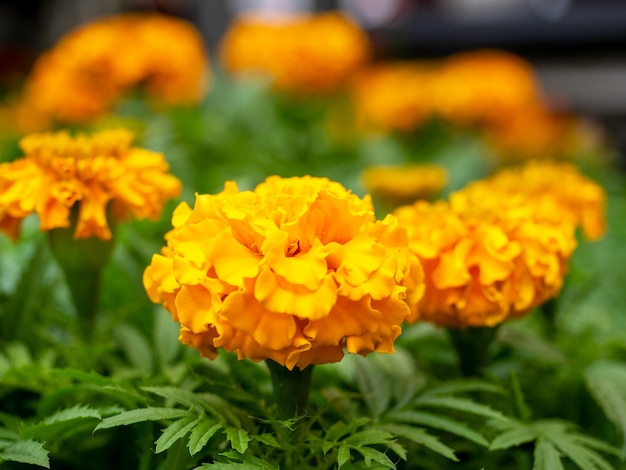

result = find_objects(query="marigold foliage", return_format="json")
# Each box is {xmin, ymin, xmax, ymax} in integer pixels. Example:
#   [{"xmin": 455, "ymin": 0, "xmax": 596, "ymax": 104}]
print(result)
[
  {"xmin": 16, "ymin": 13, "xmax": 209, "ymax": 130},
  {"xmin": 361, "ymin": 164, "xmax": 447, "ymax": 208},
  {"xmin": 220, "ymin": 12, "xmax": 371, "ymax": 94},
  {"xmin": 143, "ymin": 176, "xmax": 424, "ymax": 370},
  {"xmin": 0, "ymin": 129, "xmax": 182, "ymax": 240},
  {"xmin": 393, "ymin": 163, "xmax": 599, "ymax": 327}
]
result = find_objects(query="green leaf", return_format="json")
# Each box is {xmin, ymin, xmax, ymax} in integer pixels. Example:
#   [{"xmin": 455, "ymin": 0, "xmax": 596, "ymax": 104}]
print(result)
[
  {"xmin": 490, "ymin": 424, "xmax": 537, "ymax": 451},
  {"xmin": 153, "ymin": 305, "xmax": 182, "ymax": 365},
  {"xmin": 387, "ymin": 410, "xmax": 489, "ymax": 446},
  {"xmin": 585, "ymin": 360, "xmax": 626, "ymax": 444},
  {"xmin": 416, "ymin": 396, "xmax": 509, "ymax": 422},
  {"xmin": 253, "ymin": 433, "xmax": 280, "ymax": 448},
  {"xmin": 534, "ymin": 438, "xmax": 564, "ymax": 470},
  {"xmin": 422, "ymin": 379, "xmax": 506, "ymax": 398},
  {"xmin": 115, "ymin": 324, "xmax": 154, "ymax": 373},
  {"xmin": 0, "ymin": 440, "xmax": 50, "ymax": 468},
  {"xmin": 188, "ymin": 420, "xmax": 222, "ymax": 456},
  {"xmin": 142, "ymin": 386, "xmax": 220, "ymax": 416},
  {"xmin": 155, "ymin": 415, "xmax": 200, "ymax": 453},
  {"xmin": 225, "ymin": 427, "xmax": 250, "ymax": 454},
  {"xmin": 338, "ymin": 445, "xmax": 351, "ymax": 468},
  {"xmin": 326, "ymin": 418, "xmax": 371, "ymax": 442},
  {"xmin": 94, "ymin": 407, "xmax": 188, "ymax": 431},
  {"xmin": 344, "ymin": 428, "xmax": 395, "ymax": 446},
  {"xmin": 353, "ymin": 446, "xmax": 396, "ymax": 468},
  {"xmin": 23, "ymin": 405, "xmax": 101, "ymax": 442},
  {"xmin": 354, "ymin": 356, "xmax": 392, "ymax": 418},
  {"xmin": 547, "ymin": 432, "xmax": 615, "ymax": 470},
  {"xmin": 378, "ymin": 423, "xmax": 458, "ymax": 461}
]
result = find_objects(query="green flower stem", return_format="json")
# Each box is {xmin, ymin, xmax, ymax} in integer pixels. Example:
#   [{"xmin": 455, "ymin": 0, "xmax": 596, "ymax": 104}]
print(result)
[
  {"xmin": 447, "ymin": 326, "xmax": 500, "ymax": 377},
  {"xmin": 47, "ymin": 206, "xmax": 115, "ymax": 340},
  {"xmin": 266, "ymin": 359, "xmax": 314, "ymax": 420}
]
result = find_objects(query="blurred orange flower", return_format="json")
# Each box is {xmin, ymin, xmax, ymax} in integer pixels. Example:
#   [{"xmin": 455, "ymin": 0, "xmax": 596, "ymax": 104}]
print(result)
[
  {"xmin": 0, "ymin": 129, "xmax": 181, "ymax": 240},
  {"xmin": 220, "ymin": 12, "xmax": 371, "ymax": 94},
  {"xmin": 143, "ymin": 176, "xmax": 423, "ymax": 370},
  {"xmin": 460, "ymin": 161, "xmax": 607, "ymax": 241},
  {"xmin": 394, "ymin": 177, "xmax": 577, "ymax": 328},
  {"xmin": 361, "ymin": 163, "xmax": 447, "ymax": 209},
  {"xmin": 16, "ymin": 13, "xmax": 209, "ymax": 130}
]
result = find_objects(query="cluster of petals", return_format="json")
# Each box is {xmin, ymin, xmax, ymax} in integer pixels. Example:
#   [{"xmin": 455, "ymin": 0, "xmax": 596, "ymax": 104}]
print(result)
[
  {"xmin": 361, "ymin": 164, "xmax": 447, "ymax": 208},
  {"xmin": 143, "ymin": 176, "xmax": 423, "ymax": 370},
  {"xmin": 220, "ymin": 12, "xmax": 371, "ymax": 94},
  {"xmin": 462, "ymin": 161, "xmax": 607, "ymax": 241},
  {"xmin": 16, "ymin": 13, "xmax": 209, "ymax": 130},
  {"xmin": 393, "ymin": 163, "xmax": 595, "ymax": 328},
  {"xmin": 351, "ymin": 49, "xmax": 579, "ymax": 158},
  {"xmin": 0, "ymin": 129, "xmax": 182, "ymax": 240}
]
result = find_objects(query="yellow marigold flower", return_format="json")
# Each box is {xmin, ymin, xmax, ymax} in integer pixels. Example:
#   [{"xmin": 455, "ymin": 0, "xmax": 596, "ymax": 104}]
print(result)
[
  {"xmin": 0, "ymin": 129, "xmax": 181, "ymax": 240},
  {"xmin": 220, "ymin": 12, "xmax": 371, "ymax": 94},
  {"xmin": 361, "ymin": 164, "xmax": 447, "ymax": 209},
  {"xmin": 350, "ymin": 61, "xmax": 438, "ymax": 133},
  {"xmin": 143, "ymin": 176, "xmax": 424, "ymax": 370},
  {"xmin": 435, "ymin": 49, "xmax": 541, "ymax": 126},
  {"xmin": 17, "ymin": 13, "xmax": 209, "ymax": 129},
  {"xmin": 394, "ymin": 189, "xmax": 577, "ymax": 328},
  {"xmin": 463, "ymin": 161, "xmax": 607, "ymax": 241}
]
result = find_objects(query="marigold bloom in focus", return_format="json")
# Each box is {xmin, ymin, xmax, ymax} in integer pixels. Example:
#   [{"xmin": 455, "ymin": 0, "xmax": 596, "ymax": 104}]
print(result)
[
  {"xmin": 461, "ymin": 161, "xmax": 607, "ymax": 241},
  {"xmin": 394, "ymin": 184, "xmax": 577, "ymax": 328},
  {"xmin": 143, "ymin": 176, "xmax": 424, "ymax": 370},
  {"xmin": 361, "ymin": 164, "xmax": 447, "ymax": 208},
  {"xmin": 220, "ymin": 12, "xmax": 371, "ymax": 94},
  {"xmin": 17, "ymin": 13, "xmax": 209, "ymax": 130},
  {"xmin": 0, "ymin": 129, "xmax": 182, "ymax": 240}
]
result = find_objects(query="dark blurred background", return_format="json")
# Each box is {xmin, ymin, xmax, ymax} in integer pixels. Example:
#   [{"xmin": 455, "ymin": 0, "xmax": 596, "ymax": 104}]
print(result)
[{"xmin": 1, "ymin": 0, "xmax": 626, "ymax": 158}]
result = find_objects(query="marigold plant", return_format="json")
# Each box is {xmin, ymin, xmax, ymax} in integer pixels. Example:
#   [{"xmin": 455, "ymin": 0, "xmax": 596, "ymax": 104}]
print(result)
[
  {"xmin": 144, "ymin": 176, "xmax": 423, "ymax": 370},
  {"xmin": 394, "ymin": 183, "xmax": 577, "ymax": 328},
  {"xmin": 16, "ymin": 13, "xmax": 209, "ymax": 130},
  {"xmin": 0, "ymin": 129, "xmax": 182, "ymax": 240},
  {"xmin": 220, "ymin": 12, "xmax": 371, "ymax": 94}
]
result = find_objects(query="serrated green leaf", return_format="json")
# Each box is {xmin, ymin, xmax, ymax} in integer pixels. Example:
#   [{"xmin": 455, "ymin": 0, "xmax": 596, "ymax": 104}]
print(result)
[
  {"xmin": 548, "ymin": 432, "xmax": 615, "ymax": 470},
  {"xmin": 568, "ymin": 434, "xmax": 624, "ymax": 459},
  {"xmin": 387, "ymin": 410, "xmax": 489, "ymax": 446},
  {"xmin": 155, "ymin": 415, "xmax": 200, "ymax": 454},
  {"xmin": 0, "ymin": 440, "xmax": 49, "ymax": 468},
  {"xmin": 94, "ymin": 407, "xmax": 188, "ymax": 431},
  {"xmin": 217, "ymin": 449, "xmax": 279, "ymax": 469},
  {"xmin": 225, "ymin": 427, "xmax": 250, "ymax": 454},
  {"xmin": 416, "ymin": 396, "xmax": 508, "ymax": 422},
  {"xmin": 585, "ymin": 360, "xmax": 626, "ymax": 445},
  {"xmin": 338, "ymin": 445, "xmax": 351, "ymax": 468},
  {"xmin": 490, "ymin": 425, "xmax": 537, "ymax": 451},
  {"xmin": 24, "ymin": 405, "xmax": 101, "ymax": 442},
  {"xmin": 344, "ymin": 428, "xmax": 395, "ymax": 446},
  {"xmin": 188, "ymin": 420, "xmax": 222, "ymax": 456},
  {"xmin": 353, "ymin": 446, "xmax": 396, "ymax": 468},
  {"xmin": 422, "ymin": 379, "xmax": 506, "ymax": 398},
  {"xmin": 354, "ymin": 357, "xmax": 392, "ymax": 418},
  {"xmin": 378, "ymin": 423, "xmax": 458, "ymax": 461},
  {"xmin": 534, "ymin": 438, "xmax": 564, "ymax": 470},
  {"xmin": 143, "ymin": 386, "xmax": 218, "ymax": 416},
  {"xmin": 115, "ymin": 324, "xmax": 154, "ymax": 373},
  {"xmin": 326, "ymin": 418, "xmax": 371, "ymax": 442},
  {"xmin": 253, "ymin": 433, "xmax": 280, "ymax": 448}
]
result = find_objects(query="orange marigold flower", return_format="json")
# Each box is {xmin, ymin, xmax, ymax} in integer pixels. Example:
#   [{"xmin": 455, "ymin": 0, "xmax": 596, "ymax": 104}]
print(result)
[
  {"xmin": 0, "ymin": 129, "xmax": 181, "ymax": 240},
  {"xmin": 220, "ymin": 12, "xmax": 371, "ymax": 94},
  {"xmin": 394, "ymin": 187, "xmax": 577, "ymax": 328},
  {"xmin": 461, "ymin": 161, "xmax": 607, "ymax": 241},
  {"xmin": 361, "ymin": 164, "xmax": 447, "ymax": 209},
  {"xmin": 350, "ymin": 61, "xmax": 438, "ymax": 133},
  {"xmin": 17, "ymin": 13, "xmax": 209, "ymax": 130},
  {"xmin": 435, "ymin": 49, "xmax": 541, "ymax": 127},
  {"xmin": 143, "ymin": 176, "xmax": 423, "ymax": 370}
]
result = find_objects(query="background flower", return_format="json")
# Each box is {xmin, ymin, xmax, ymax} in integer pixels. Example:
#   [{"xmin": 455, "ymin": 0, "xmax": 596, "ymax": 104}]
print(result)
[
  {"xmin": 219, "ymin": 12, "xmax": 371, "ymax": 94},
  {"xmin": 0, "ymin": 128, "xmax": 181, "ymax": 240},
  {"xmin": 144, "ymin": 176, "xmax": 423, "ymax": 370},
  {"xmin": 14, "ymin": 13, "xmax": 209, "ymax": 131}
]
